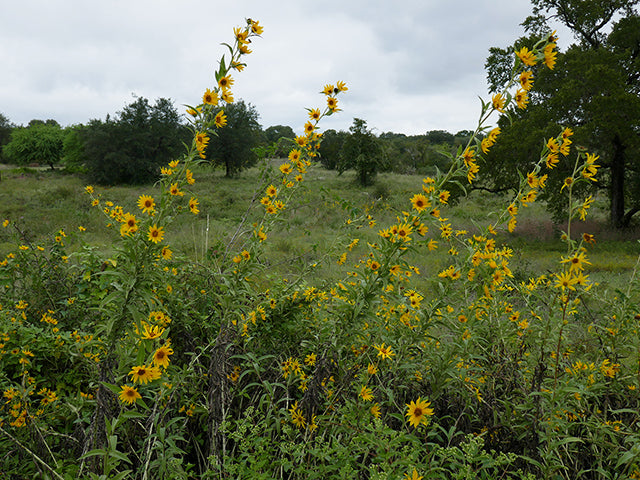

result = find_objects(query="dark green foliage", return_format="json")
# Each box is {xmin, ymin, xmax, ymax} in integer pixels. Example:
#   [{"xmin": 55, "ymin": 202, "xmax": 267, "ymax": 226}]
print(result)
[
  {"xmin": 28, "ymin": 118, "xmax": 60, "ymax": 128},
  {"xmin": 263, "ymin": 124, "xmax": 296, "ymax": 157},
  {"xmin": 339, "ymin": 118, "xmax": 385, "ymax": 186},
  {"xmin": 205, "ymin": 100, "xmax": 262, "ymax": 177},
  {"xmin": 380, "ymin": 133, "xmax": 447, "ymax": 175},
  {"xmin": 61, "ymin": 125, "xmax": 87, "ymax": 173},
  {"xmin": 321, "ymin": 128, "xmax": 476, "ymax": 177},
  {"xmin": 425, "ymin": 129, "xmax": 455, "ymax": 145},
  {"xmin": 263, "ymin": 125, "xmax": 295, "ymax": 144},
  {"xmin": 482, "ymin": 1, "xmax": 640, "ymax": 227},
  {"xmin": 2, "ymin": 122, "xmax": 65, "ymax": 169},
  {"xmin": 318, "ymin": 129, "xmax": 348, "ymax": 170},
  {"xmin": 82, "ymin": 97, "xmax": 188, "ymax": 185},
  {"xmin": 0, "ymin": 113, "xmax": 15, "ymax": 162}
]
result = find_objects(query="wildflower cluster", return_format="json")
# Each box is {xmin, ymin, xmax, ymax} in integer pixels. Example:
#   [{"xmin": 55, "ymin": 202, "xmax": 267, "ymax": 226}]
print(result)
[
  {"xmin": 249, "ymin": 79, "xmax": 347, "ymax": 258},
  {"xmin": 2, "ymin": 21, "xmax": 640, "ymax": 480},
  {"xmin": 186, "ymin": 18, "xmax": 263, "ymax": 159}
]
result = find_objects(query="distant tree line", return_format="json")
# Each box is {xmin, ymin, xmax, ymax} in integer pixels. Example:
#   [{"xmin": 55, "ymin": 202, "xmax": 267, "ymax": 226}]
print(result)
[
  {"xmin": 0, "ymin": 97, "xmax": 266, "ymax": 184},
  {"xmin": 318, "ymin": 121, "xmax": 473, "ymax": 186},
  {"xmin": 0, "ymin": 101, "xmax": 469, "ymax": 188}
]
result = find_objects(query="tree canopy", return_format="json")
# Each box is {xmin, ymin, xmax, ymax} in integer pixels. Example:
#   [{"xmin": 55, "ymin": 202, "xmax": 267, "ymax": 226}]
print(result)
[
  {"xmin": 0, "ymin": 113, "xmax": 15, "ymax": 162},
  {"xmin": 263, "ymin": 125, "xmax": 296, "ymax": 158},
  {"xmin": 339, "ymin": 118, "xmax": 385, "ymax": 187},
  {"xmin": 82, "ymin": 97, "xmax": 188, "ymax": 185},
  {"xmin": 2, "ymin": 122, "xmax": 65, "ymax": 169},
  {"xmin": 482, "ymin": 0, "xmax": 640, "ymax": 227},
  {"xmin": 204, "ymin": 100, "xmax": 262, "ymax": 177}
]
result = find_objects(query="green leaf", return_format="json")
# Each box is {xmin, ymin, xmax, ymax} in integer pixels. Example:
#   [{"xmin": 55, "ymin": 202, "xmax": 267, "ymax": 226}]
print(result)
[{"xmin": 109, "ymin": 470, "xmax": 133, "ymax": 480}]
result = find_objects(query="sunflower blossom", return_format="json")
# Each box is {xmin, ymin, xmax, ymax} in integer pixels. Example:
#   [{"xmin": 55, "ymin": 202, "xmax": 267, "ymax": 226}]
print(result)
[
  {"xmin": 152, "ymin": 345, "xmax": 174, "ymax": 368},
  {"xmin": 374, "ymin": 343, "xmax": 395, "ymax": 360},
  {"xmin": 405, "ymin": 397, "xmax": 434, "ymax": 428},
  {"xmin": 119, "ymin": 385, "xmax": 141, "ymax": 405},
  {"xmin": 129, "ymin": 364, "xmax": 162, "ymax": 384},
  {"xmin": 148, "ymin": 225, "xmax": 165, "ymax": 244},
  {"xmin": 138, "ymin": 195, "xmax": 156, "ymax": 214},
  {"xmin": 516, "ymin": 46, "xmax": 537, "ymax": 66}
]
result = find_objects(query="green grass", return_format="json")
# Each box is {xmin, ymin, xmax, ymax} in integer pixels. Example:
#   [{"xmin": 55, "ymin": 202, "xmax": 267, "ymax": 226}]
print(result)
[{"xmin": 1, "ymin": 162, "xmax": 638, "ymax": 289}]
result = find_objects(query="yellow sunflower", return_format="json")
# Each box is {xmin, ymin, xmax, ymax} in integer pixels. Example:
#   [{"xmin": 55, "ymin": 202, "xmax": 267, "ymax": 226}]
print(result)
[
  {"xmin": 515, "ymin": 46, "xmax": 537, "ymax": 66},
  {"xmin": 120, "ymin": 213, "xmax": 138, "ymax": 236},
  {"xmin": 514, "ymin": 89, "xmax": 528, "ymax": 110},
  {"xmin": 288, "ymin": 149, "xmax": 301, "ymax": 162},
  {"xmin": 218, "ymin": 75, "xmax": 234, "ymax": 90},
  {"xmin": 359, "ymin": 386, "xmax": 374, "ymax": 402},
  {"xmin": 519, "ymin": 70, "xmax": 534, "ymax": 91},
  {"xmin": 543, "ymin": 43, "xmax": 557, "ymax": 69},
  {"xmin": 410, "ymin": 193, "xmax": 430, "ymax": 213},
  {"xmin": 148, "ymin": 224, "xmax": 165, "ymax": 244},
  {"xmin": 404, "ymin": 469, "xmax": 423, "ymax": 480},
  {"xmin": 374, "ymin": 343, "xmax": 395, "ymax": 360},
  {"xmin": 405, "ymin": 397, "xmax": 434, "ymax": 428},
  {"xmin": 119, "ymin": 385, "xmax": 141, "ymax": 405},
  {"xmin": 141, "ymin": 322, "xmax": 165, "ymax": 340},
  {"xmin": 152, "ymin": 345, "xmax": 174, "ymax": 368},
  {"xmin": 203, "ymin": 88, "xmax": 219, "ymax": 106},
  {"xmin": 308, "ymin": 108, "xmax": 321, "ymax": 120},
  {"xmin": 492, "ymin": 93, "xmax": 506, "ymax": 112},
  {"xmin": 266, "ymin": 185, "xmax": 278, "ymax": 197},
  {"xmin": 137, "ymin": 195, "xmax": 156, "ymax": 214},
  {"xmin": 250, "ymin": 20, "xmax": 264, "ymax": 35},
  {"xmin": 189, "ymin": 197, "xmax": 200, "ymax": 215},
  {"xmin": 279, "ymin": 163, "xmax": 292, "ymax": 175},
  {"xmin": 160, "ymin": 246, "xmax": 172, "ymax": 260},
  {"xmin": 129, "ymin": 364, "xmax": 162, "ymax": 384},
  {"xmin": 215, "ymin": 110, "xmax": 227, "ymax": 128},
  {"xmin": 304, "ymin": 121, "xmax": 315, "ymax": 134}
]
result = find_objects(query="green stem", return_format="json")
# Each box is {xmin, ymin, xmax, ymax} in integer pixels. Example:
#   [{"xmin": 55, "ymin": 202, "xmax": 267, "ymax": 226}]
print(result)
[
  {"xmin": 0, "ymin": 424, "xmax": 65, "ymax": 480},
  {"xmin": 553, "ymin": 300, "xmax": 568, "ymax": 390}
]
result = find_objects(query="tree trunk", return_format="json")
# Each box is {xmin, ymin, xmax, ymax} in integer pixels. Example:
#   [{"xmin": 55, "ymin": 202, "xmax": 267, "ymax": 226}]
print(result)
[{"xmin": 609, "ymin": 134, "xmax": 626, "ymax": 228}]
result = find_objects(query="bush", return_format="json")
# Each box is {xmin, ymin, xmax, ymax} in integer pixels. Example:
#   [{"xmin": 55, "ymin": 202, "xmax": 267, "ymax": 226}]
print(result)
[
  {"xmin": 340, "ymin": 118, "xmax": 385, "ymax": 186},
  {"xmin": 3, "ymin": 123, "xmax": 65, "ymax": 169},
  {"xmin": 82, "ymin": 97, "xmax": 188, "ymax": 185},
  {"xmin": 62, "ymin": 125, "xmax": 87, "ymax": 173}
]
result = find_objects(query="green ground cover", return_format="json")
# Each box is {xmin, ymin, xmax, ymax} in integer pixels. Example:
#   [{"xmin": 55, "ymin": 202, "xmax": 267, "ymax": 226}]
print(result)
[{"xmin": 1, "ymin": 162, "xmax": 637, "ymax": 288}]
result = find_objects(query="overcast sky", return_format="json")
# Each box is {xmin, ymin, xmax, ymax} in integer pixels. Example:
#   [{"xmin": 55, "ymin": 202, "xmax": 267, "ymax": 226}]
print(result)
[{"xmin": 0, "ymin": 0, "xmax": 572, "ymax": 136}]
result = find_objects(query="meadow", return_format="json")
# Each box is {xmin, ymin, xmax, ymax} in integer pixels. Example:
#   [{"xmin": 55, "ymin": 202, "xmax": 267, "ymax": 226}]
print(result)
[
  {"xmin": 1, "ymin": 163, "xmax": 637, "ymax": 289},
  {"xmin": 2, "ymin": 19, "xmax": 640, "ymax": 480}
]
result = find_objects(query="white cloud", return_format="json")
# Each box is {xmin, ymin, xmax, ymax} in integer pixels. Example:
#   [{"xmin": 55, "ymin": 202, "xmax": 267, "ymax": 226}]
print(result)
[{"xmin": 0, "ymin": 0, "xmax": 569, "ymax": 135}]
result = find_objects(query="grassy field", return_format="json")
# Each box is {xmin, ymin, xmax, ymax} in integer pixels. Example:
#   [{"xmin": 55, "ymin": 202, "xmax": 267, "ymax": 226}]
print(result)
[
  {"xmin": 1, "ymin": 161, "xmax": 638, "ymax": 291},
  {"xmin": 3, "ymin": 158, "xmax": 640, "ymax": 478}
]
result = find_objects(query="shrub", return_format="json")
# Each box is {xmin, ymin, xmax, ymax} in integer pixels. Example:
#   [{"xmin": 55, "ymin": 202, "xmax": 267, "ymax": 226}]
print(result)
[
  {"xmin": 82, "ymin": 97, "xmax": 188, "ymax": 185},
  {"xmin": 3, "ymin": 122, "xmax": 65, "ymax": 169}
]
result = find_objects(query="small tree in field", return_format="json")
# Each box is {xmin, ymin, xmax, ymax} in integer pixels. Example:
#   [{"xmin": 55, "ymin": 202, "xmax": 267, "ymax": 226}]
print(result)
[
  {"xmin": 205, "ymin": 100, "xmax": 262, "ymax": 177},
  {"xmin": 318, "ymin": 128, "xmax": 348, "ymax": 170},
  {"xmin": 340, "ymin": 117, "xmax": 384, "ymax": 186},
  {"xmin": 61, "ymin": 124, "xmax": 87, "ymax": 173},
  {"xmin": 263, "ymin": 124, "xmax": 296, "ymax": 157},
  {"xmin": 3, "ymin": 122, "xmax": 65, "ymax": 169}
]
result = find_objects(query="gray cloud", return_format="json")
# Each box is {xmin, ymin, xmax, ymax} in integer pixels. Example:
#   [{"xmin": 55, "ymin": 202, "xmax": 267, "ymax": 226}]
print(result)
[{"xmin": 1, "ymin": 0, "xmax": 568, "ymax": 135}]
